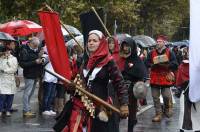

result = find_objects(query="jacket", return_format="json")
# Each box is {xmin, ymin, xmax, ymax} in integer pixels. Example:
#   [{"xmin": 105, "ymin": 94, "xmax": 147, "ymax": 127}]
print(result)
[
  {"xmin": 120, "ymin": 37, "xmax": 147, "ymax": 83},
  {"xmin": 0, "ymin": 54, "xmax": 18, "ymax": 94},
  {"xmin": 18, "ymin": 45, "xmax": 43, "ymax": 79}
]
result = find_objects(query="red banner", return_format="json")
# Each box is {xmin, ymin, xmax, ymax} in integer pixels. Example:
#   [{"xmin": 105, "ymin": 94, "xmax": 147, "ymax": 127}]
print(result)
[{"xmin": 38, "ymin": 11, "xmax": 72, "ymax": 80}]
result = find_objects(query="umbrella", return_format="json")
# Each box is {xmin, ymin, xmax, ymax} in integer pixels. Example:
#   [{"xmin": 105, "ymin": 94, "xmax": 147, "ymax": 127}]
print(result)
[
  {"xmin": 66, "ymin": 35, "xmax": 84, "ymax": 48},
  {"xmin": 0, "ymin": 32, "xmax": 16, "ymax": 41},
  {"xmin": 115, "ymin": 33, "xmax": 131, "ymax": 44},
  {"xmin": 135, "ymin": 40, "xmax": 148, "ymax": 48},
  {"xmin": 132, "ymin": 35, "xmax": 156, "ymax": 47},
  {"xmin": 172, "ymin": 41, "xmax": 189, "ymax": 47},
  {"xmin": 37, "ymin": 25, "xmax": 82, "ymax": 42},
  {"xmin": 62, "ymin": 25, "xmax": 82, "ymax": 42},
  {"xmin": 0, "ymin": 20, "xmax": 42, "ymax": 36},
  {"xmin": 62, "ymin": 24, "xmax": 82, "ymax": 36}
]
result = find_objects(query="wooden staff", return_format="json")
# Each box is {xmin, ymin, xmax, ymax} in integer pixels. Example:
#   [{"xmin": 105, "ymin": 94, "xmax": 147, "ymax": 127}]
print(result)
[
  {"xmin": 40, "ymin": 3, "xmax": 84, "ymax": 51},
  {"xmin": 45, "ymin": 69, "xmax": 121, "ymax": 114},
  {"xmin": 91, "ymin": 7, "xmax": 111, "ymax": 37},
  {"xmin": 39, "ymin": 3, "xmax": 120, "ymax": 114}
]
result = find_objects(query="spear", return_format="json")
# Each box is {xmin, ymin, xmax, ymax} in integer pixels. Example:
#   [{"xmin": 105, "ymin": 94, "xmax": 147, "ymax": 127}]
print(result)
[{"xmin": 45, "ymin": 69, "xmax": 121, "ymax": 114}]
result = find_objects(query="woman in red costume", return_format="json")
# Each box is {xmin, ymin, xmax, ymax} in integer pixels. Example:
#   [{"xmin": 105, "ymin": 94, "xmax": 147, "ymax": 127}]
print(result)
[{"xmin": 54, "ymin": 30, "xmax": 129, "ymax": 132}]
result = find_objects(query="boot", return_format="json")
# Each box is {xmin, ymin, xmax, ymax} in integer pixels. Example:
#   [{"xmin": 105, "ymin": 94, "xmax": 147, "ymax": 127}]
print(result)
[
  {"xmin": 152, "ymin": 113, "xmax": 162, "ymax": 122},
  {"xmin": 164, "ymin": 98, "xmax": 173, "ymax": 118},
  {"xmin": 57, "ymin": 98, "xmax": 64, "ymax": 114},
  {"xmin": 165, "ymin": 108, "xmax": 173, "ymax": 118}
]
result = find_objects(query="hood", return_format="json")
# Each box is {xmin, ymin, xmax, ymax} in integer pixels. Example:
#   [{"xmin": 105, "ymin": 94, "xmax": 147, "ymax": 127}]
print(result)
[
  {"xmin": 108, "ymin": 37, "xmax": 120, "ymax": 54},
  {"xmin": 120, "ymin": 37, "xmax": 137, "ymax": 58},
  {"xmin": 112, "ymin": 37, "xmax": 120, "ymax": 54},
  {"xmin": 86, "ymin": 36, "xmax": 112, "ymax": 69}
]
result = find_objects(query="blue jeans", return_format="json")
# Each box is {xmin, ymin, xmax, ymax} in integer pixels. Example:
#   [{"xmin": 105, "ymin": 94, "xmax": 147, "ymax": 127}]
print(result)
[
  {"xmin": 42, "ymin": 81, "xmax": 56, "ymax": 111},
  {"xmin": 0, "ymin": 94, "xmax": 14, "ymax": 112},
  {"xmin": 23, "ymin": 78, "xmax": 37, "ymax": 112}
]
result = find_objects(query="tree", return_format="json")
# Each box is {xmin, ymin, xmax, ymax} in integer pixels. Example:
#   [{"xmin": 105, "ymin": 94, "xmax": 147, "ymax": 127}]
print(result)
[
  {"xmin": 0, "ymin": 0, "xmax": 189, "ymax": 40},
  {"xmin": 136, "ymin": 0, "xmax": 189, "ymax": 40}
]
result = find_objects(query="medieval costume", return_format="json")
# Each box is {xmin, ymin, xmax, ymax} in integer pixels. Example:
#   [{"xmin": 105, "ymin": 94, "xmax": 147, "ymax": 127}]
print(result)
[
  {"xmin": 176, "ymin": 47, "xmax": 200, "ymax": 132},
  {"xmin": 107, "ymin": 37, "xmax": 128, "ymax": 132},
  {"xmin": 146, "ymin": 35, "xmax": 178, "ymax": 122},
  {"xmin": 120, "ymin": 37, "xmax": 147, "ymax": 132},
  {"xmin": 108, "ymin": 37, "xmax": 123, "ymax": 70},
  {"xmin": 53, "ymin": 30, "xmax": 128, "ymax": 132}
]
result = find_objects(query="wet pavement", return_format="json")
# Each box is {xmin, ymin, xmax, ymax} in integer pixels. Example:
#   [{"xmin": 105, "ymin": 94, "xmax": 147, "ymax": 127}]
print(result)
[
  {"xmin": 119, "ymin": 86, "xmax": 180, "ymax": 132},
  {"xmin": 0, "ymin": 86, "xmax": 55, "ymax": 132},
  {"xmin": 0, "ymin": 74, "xmax": 181, "ymax": 132},
  {"xmin": 120, "ymin": 102, "xmax": 180, "ymax": 132}
]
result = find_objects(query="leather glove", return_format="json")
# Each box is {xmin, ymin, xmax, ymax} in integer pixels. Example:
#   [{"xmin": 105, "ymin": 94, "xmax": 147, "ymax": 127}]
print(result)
[
  {"xmin": 120, "ymin": 105, "xmax": 129, "ymax": 118},
  {"xmin": 64, "ymin": 82, "xmax": 76, "ymax": 90}
]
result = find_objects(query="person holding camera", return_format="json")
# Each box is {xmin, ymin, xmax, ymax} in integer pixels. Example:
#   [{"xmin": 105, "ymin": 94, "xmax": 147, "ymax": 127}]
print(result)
[
  {"xmin": 0, "ymin": 44, "xmax": 18, "ymax": 117},
  {"xmin": 18, "ymin": 37, "xmax": 44, "ymax": 118}
]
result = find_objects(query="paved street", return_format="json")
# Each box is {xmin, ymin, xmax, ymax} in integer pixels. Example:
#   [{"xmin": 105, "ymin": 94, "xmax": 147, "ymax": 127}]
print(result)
[
  {"xmin": 120, "ymin": 87, "xmax": 180, "ymax": 132},
  {"xmin": 0, "ymin": 1, "xmax": 192, "ymax": 131},
  {"xmin": 0, "ymin": 75, "xmax": 181, "ymax": 132}
]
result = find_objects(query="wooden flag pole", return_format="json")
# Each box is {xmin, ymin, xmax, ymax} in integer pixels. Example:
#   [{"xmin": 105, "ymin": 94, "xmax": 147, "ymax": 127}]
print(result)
[
  {"xmin": 43, "ymin": 3, "xmax": 84, "ymax": 51},
  {"xmin": 39, "ymin": 3, "xmax": 121, "ymax": 114},
  {"xmin": 91, "ymin": 7, "xmax": 111, "ymax": 37},
  {"xmin": 45, "ymin": 69, "xmax": 121, "ymax": 114}
]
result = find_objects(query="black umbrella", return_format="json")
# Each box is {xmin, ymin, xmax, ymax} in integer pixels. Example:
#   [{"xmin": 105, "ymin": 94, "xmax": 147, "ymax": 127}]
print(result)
[
  {"xmin": 0, "ymin": 32, "xmax": 16, "ymax": 41},
  {"xmin": 115, "ymin": 33, "xmax": 132, "ymax": 44},
  {"xmin": 132, "ymin": 35, "xmax": 156, "ymax": 47}
]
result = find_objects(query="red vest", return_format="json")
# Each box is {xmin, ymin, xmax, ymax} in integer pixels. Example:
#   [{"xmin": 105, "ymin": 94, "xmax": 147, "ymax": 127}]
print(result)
[{"xmin": 150, "ymin": 48, "xmax": 174, "ymax": 86}]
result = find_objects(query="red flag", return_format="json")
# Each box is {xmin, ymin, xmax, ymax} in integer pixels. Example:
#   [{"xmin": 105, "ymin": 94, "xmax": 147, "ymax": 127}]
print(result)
[{"xmin": 38, "ymin": 11, "xmax": 72, "ymax": 80}]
